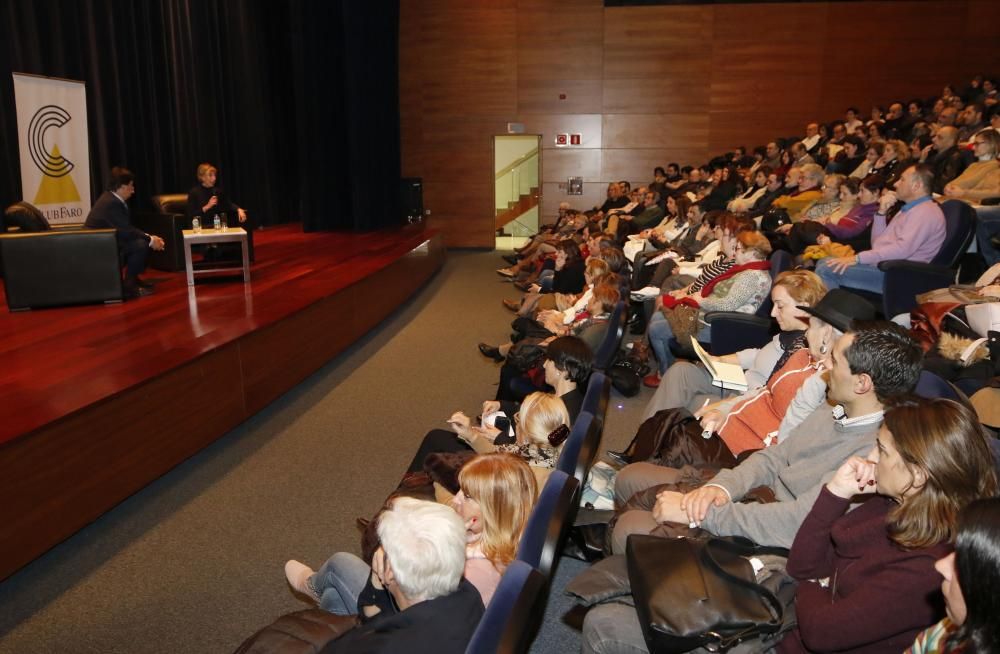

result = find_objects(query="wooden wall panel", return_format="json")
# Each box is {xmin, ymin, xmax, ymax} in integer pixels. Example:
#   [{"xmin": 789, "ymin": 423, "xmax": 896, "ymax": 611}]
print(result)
[
  {"xmin": 544, "ymin": 148, "xmax": 602, "ymax": 182},
  {"xmin": 603, "ymin": 79, "xmax": 709, "ymax": 113},
  {"xmin": 517, "ymin": 79, "xmax": 603, "ymax": 114},
  {"xmin": 522, "ymin": 114, "xmax": 603, "ymax": 149},
  {"xmin": 603, "ymin": 114, "xmax": 708, "ymax": 150},
  {"xmin": 400, "ymin": 0, "xmax": 1000, "ymax": 247},
  {"xmin": 603, "ymin": 7, "xmax": 713, "ymax": 79},
  {"xmin": 517, "ymin": 2, "xmax": 603, "ymax": 81},
  {"xmin": 540, "ymin": 182, "xmax": 605, "ymax": 219},
  {"xmin": 602, "ymin": 149, "xmax": 705, "ymax": 185}
]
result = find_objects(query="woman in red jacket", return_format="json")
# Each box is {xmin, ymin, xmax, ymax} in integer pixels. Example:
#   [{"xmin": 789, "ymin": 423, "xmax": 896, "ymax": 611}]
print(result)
[{"xmin": 777, "ymin": 397, "xmax": 998, "ymax": 654}]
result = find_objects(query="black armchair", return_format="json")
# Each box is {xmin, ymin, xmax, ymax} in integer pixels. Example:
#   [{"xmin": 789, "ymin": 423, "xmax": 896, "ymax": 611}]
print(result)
[
  {"xmin": 132, "ymin": 194, "xmax": 188, "ymax": 271},
  {"xmin": 1, "ymin": 228, "xmax": 123, "ymax": 310}
]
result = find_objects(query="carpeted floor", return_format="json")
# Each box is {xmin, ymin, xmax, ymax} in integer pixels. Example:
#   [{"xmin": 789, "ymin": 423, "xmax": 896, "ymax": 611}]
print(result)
[{"xmin": 0, "ymin": 249, "xmax": 651, "ymax": 654}]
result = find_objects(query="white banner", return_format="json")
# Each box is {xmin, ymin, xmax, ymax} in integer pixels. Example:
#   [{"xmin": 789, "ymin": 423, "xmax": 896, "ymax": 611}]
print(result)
[{"xmin": 12, "ymin": 73, "xmax": 91, "ymax": 225}]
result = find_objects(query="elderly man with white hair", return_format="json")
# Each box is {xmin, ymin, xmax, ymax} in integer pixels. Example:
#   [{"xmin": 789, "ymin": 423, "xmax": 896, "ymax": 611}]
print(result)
[{"xmin": 320, "ymin": 497, "xmax": 484, "ymax": 653}]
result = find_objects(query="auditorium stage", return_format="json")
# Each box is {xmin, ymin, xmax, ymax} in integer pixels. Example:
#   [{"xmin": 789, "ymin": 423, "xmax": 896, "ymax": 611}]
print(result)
[{"xmin": 0, "ymin": 223, "xmax": 445, "ymax": 580}]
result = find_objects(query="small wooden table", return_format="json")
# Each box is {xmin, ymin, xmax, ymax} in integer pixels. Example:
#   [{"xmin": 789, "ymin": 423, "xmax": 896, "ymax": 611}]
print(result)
[{"xmin": 182, "ymin": 227, "xmax": 250, "ymax": 286}]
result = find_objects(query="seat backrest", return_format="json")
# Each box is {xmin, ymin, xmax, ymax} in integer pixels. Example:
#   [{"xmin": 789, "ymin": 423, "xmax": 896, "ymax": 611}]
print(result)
[
  {"xmin": 581, "ymin": 372, "xmax": 610, "ymax": 423},
  {"xmin": 464, "ymin": 561, "xmax": 546, "ymax": 654},
  {"xmin": 932, "ymin": 199, "xmax": 976, "ymax": 267},
  {"xmin": 515, "ymin": 470, "xmax": 579, "ymax": 579},
  {"xmin": 151, "ymin": 194, "xmax": 188, "ymax": 215},
  {"xmin": 755, "ymin": 250, "xmax": 792, "ymax": 318},
  {"xmin": 592, "ymin": 301, "xmax": 626, "ymax": 370},
  {"xmin": 4, "ymin": 201, "xmax": 50, "ymax": 232},
  {"xmin": 556, "ymin": 412, "xmax": 594, "ymax": 482},
  {"xmin": 571, "ymin": 417, "xmax": 605, "ymax": 488},
  {"xmin": 915, "ymin": 370, "xmax": 965, "ymax": 402}
]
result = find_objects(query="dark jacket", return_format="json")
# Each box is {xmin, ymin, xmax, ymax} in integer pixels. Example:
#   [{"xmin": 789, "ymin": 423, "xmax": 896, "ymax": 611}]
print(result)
[
  {"xmin": 930, "ymin": 145, "xmax": 968, "ymax": 194},
  {"xmin": 598, "ymin": 196, "xmax": 628, "ymax": 214},
  {"xmin": 84, "ymin": 191, "xmax": 149, "ymax": 246},
  {"xmin": 749, "ymin": 185, "xmax": 788, "ymax": 218},
  {"xmin": 551, "ymin": 259, "xmax": 586, "ymax": 295},
  {"xmin": 320, "ymin": 578, "xmax": 484, "ymax": 654}
]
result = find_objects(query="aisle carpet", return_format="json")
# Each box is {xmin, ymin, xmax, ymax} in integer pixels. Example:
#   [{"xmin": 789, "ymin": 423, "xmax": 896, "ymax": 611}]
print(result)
[{"xmin": 0, "ymin": 249, "xmax": 649, "ymax": 654}]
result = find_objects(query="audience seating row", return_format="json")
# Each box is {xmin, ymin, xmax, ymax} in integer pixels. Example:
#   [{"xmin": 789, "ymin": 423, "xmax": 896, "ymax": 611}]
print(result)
[{"xmin": 473, "ymin": 369, "xmax": 613, "ymax": 652}]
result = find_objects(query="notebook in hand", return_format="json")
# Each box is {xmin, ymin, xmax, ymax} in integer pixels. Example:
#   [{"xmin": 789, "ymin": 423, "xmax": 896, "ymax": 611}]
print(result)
[{"xmin": 691, "ymin": 337, "xmax": 748, "ymax": 392}]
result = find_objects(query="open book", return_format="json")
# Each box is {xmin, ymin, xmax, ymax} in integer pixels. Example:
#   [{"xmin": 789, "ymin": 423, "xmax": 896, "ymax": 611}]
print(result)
[{"xmin": 691, "ymin": 337, "xmax": 748, "ymax": 392}]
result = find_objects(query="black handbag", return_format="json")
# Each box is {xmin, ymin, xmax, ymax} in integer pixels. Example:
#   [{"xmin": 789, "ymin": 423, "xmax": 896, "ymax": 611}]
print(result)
[
  {"xmin": 627, "ymin": 534, "xmax": 787, "ymax": 653},
  {"xmin": 606, "ymin": 348, "xmax": 648, "ymax": 397}
]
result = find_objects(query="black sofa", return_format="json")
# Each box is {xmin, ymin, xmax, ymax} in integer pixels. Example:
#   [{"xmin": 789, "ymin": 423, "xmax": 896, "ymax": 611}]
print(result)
[{"xmin": 1, "ymin": 202, "xmax": 124, "ymax": 310}]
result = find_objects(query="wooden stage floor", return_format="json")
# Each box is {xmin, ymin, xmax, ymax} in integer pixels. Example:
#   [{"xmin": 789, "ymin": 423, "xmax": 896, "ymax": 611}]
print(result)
[{"xmin": 0, "ymin": 223, "xmax": 445, "ymax": 580}]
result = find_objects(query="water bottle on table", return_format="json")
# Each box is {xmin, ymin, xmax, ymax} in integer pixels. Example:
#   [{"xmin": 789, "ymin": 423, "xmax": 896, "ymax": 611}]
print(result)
[
  {"xmin": 213, "ymin": 215, "xmax": 221, "ymax": 231},
  {"xmin": 192, "ymin": 216, "xmax": 202, "ymax": 233}
]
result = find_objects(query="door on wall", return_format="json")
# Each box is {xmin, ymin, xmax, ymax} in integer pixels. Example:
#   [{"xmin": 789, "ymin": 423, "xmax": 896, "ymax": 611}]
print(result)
[{"xmin": 493, "ymin": 135, "xmax": 540, "ymax": 250}]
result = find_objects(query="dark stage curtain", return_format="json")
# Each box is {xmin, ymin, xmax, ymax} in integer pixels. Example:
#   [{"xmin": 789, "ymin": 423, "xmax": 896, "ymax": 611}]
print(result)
[{"xmin": 0, "ymin": 0, "xmax": 401, "ymax": 231}]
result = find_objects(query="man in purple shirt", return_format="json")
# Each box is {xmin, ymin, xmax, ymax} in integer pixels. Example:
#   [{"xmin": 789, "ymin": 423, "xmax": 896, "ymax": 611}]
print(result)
[{"xmin": 816, "ymin": 164, "xmax": 945, "ymax": 295}]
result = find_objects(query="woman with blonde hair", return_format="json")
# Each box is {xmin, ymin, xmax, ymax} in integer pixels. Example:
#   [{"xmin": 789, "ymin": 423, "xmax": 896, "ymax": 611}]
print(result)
[
  {"xmin": 462, "ymin": 392, "xmax": 571, "ymax": 488},
  {"xmin": 450, "ymin": 454, "xmax": 537, "ymax": 604},
  {"xmin": 776, "ymin": 397, "xmax": 999, "ymax": 653},
  {"xmin": 640, "ymin": 269, "xmax": 825, "ymax": 422},
  {"xmin": 284, "ymin": 454, "xmax": 537, "ymax": 614}
]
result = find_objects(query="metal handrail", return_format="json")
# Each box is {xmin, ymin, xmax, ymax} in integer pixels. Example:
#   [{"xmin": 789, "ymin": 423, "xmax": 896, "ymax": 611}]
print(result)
[{"xmin": 495, "ymin": 148, "xmax": 539, "ymax": 180}]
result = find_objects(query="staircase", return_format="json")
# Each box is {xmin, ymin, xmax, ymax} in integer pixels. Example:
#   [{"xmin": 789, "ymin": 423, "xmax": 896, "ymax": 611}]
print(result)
[{"xmin": 495, "ymin": 187, "xmax": 540, "ymax": 231}]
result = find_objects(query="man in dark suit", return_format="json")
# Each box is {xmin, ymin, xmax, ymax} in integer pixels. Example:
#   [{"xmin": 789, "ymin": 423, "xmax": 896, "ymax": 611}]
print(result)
[{"xmin": 85, "ymin": 167, "xmax": 164, "ymax": 298}]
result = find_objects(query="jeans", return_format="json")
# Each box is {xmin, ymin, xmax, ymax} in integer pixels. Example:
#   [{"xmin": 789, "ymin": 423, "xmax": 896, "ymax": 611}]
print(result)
[
  {"xmin": 582, "ymin": 602, "xmax": 649, "ymax": 653},
  {"xmin": 815, "ymin": 258, "xmax": 885, "ymax": 294},
  {"xmin": 975, "ymin": 205, "xmax": 1000, "ymax": 266},
  {"xmin": 309, "ymin": 551, "xmax": 372, "ymax": 615},
  {"xmin": 647, "ymin": 312, "xmax": 710, "ymax": 375}
]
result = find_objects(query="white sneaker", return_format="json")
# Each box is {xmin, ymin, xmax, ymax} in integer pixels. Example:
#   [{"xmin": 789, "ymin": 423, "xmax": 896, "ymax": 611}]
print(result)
[
  {"xmin": 630, "ymin": 286, "xmax": 660, "ymax": 300},
  {"xmin": 284, "ymin": 559, "xmax": 320, "ymax": 602},
  {"xmin": 496, "ymin": 268, "xmax": 515, "ymax": 277}
]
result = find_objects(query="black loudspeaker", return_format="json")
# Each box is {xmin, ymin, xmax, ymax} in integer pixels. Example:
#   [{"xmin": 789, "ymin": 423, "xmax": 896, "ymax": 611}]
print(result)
[{"xmin": 400, "ymin": 178, "xmax": 423, "ymax": 224}]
